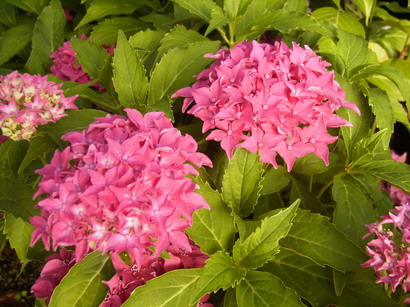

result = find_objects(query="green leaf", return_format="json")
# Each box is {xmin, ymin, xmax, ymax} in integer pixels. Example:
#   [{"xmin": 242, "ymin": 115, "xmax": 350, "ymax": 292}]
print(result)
[
  {"xmin": 205, "ymin": 6, "xmax": 231, "ymax": 36},
  {"xmin": 236, "ymin": 271, "xmax": 303, "ymax": 307},
  {"xmin": 293, "ymin": 153, "xmax": 337, "ymax": 175},
  {"xmin": 113, "ymin": 30, "xmax": 148, "ymax": 108},
  {"xmin": 367, "ymin": 88, "xmax": 394, "ymax": 149},
  {"xmin": 191, "ymin": 252, "xmax": 247, "ymax": 304},
  {"xmin": 0, "ymin": 1, "xmax": 16, "ymax": 27},
  {"xmin": 391, "ymin": 99, "xmax": 410, "ymax": 131},
  {"xmin": 3, "ymin": 214, "xmax": 33, "ymax": 262},
  {"xmin": 332, "ymin": 175, "xmax": 374, "ymax": 247},
  {"xmin": 290, "ymin": 177, "xmax": 325, "ymax": 214},
  {"xmin": 0, "ymin": 178, "xmax": 39, "ymax": 221},
  {"xmin": 186, "ymin": 179, "xmax": 235, "ymax": 254},
  {"xmin": 279, "ymin": 210, "xmax": 367, "ymax": 271},
  {"xmin": 71, "ymin": 38, "xmax": 109, "ymax": 80},
  {"xmin": 260, "ymin": 166, "xmax": 290, "ymax": 195},
  {"xmin": 333, "ymin": 269, "xmax": 349, "ymax": 297},
  {"xmin": 76, "ymin": 0, "xmax": 152, "ymax": 29},
  {"xmin": 223, "ymin": 0, "xmax": 243, "ymax": 19},
  {"xmin": 6, "ymin": 140, "xmax": 29, "ymax": 179},
  {"xmin": 171, "ymin": 0, "xmax": 218, "ymax": 22},
  {"xmin": 39, "ymin": 109, "xmax": 107, "ymax": 146},
  {"xmin": 264, "ymin": 248, "xmax": 399, "ymax": 307},
  {"xmin": 19, "ymin": 134, "xmax": 56, "ymax": 173},
  {"xmin": 49, "ymin": 251, "xmax": 114, "ymax": 307},
  {"xmin": 148, "ymin": 40, "xmax": 219, "ymax": 108},
  {"xmin": 129, "ymin": 28, "xmax": 165, "ymax": 58},
  {"xmin": 89, "ymin": 17, "xmax": 149, "ymax": 45},
  {"xmin": 123, "ymin": 268, "xmax": 201, "ymax": 307},
  {"xmin": 336, "ymin": 30, "xmax": 368, "ymax": 75},
  {"xmin": 222, "ymin": 288, "xmax": 238, "ymax": 307},
  {"xmin": 0, "ymin": 23, "xmax": 34, "ymax": 65},
  {"xmin": 221, "ymin": 148, "xmax": 263, "ymax": 217},
  {"xmin": 6, "ymin": 0, "xmax": 49, "ymax": 14},
  {"xmin": 233, "ymin": 200, "xmax": 299, "ymax": 269},
  {"xmin": 25, "ymin": 0, "xmax": 66, "ymax": 74},
  {"xmin": 353, "ymin": 0, "xmax": 376, "ymax": 26},
  {"xmin": 358, "ymin": 160, "xmax": 410, "ymax": 193}
]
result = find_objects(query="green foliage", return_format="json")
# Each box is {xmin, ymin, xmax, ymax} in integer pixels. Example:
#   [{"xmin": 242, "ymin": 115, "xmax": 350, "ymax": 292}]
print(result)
[
  {"xmin": 3, "ymin": 214, "xmax": 33, "ymax": 261},
  {"xmin": 0, "ymin": 23, "xmax": 34, "ymax": 65},
  {"xmin": 49, "ymin": 252, "xmax": 114, "ymax": 307}
]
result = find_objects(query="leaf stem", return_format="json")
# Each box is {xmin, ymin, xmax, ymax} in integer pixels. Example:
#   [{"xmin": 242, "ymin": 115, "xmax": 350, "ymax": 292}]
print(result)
[{"xmin": 217, "ymin": 28, "xmax": 231, "ymax": 47}]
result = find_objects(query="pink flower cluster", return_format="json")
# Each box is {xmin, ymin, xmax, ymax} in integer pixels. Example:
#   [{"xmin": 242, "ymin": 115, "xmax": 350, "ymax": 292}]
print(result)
[
  {"xmin": 362, "ymin": 202, "xmax": 410, "ymax": 302},
  {"xmin": 31, "ymin": 249, "xmax": 75, "ymax": 305},
  {"xmin": 0, "ymin": 71, "xmax": 77, "ymax": 141},
  {"xmin": 30, "ymin": 109, "xmax": 211, "ymax": 264},
  {"xmin": 381, "ymin": 152, "xmax": 410, "ymax": 205},
  {"xmin": 50, "ymin": 35, "xmax": 114, "ymax": 91},
  {"xmin": 173, "ymin": 41, "xmax": 360, "ymax": 171}
]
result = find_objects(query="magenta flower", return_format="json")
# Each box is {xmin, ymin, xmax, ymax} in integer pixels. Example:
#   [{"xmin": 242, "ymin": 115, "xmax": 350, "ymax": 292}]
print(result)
[
  {"xmin": 50, "ymin": 35, "xmax": 114, "ymax": 91},
  {"xmin": 30, "ymin": 109, "xmax": 211, "ymax": 268},
  {"xmin": 363, "ymin": 202, "xmax": 410, "ymax": 302},
  {"xmin": 0, "ymin": 71, "xmax": 77, "ymax": 140},
  {"xmin": 31, "ymin": 248, "xmax": 76, "ymax": 304},
  {"xmin": 173, "ymin": 41, "xmax": 359, "ymax": 171}
]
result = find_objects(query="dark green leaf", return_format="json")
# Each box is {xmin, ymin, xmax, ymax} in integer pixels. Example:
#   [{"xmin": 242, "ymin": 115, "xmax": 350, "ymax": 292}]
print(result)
[
  {"xmin": 49, "ymin": 252, "xmax": 114, "ymax": 307},
  {"xmin": 6, "ymin": 0, "xmax": 49, "ymax": 14},
  {"xmin": 290, "ymin": 177, "xmax": 325, "ymax": 214},
  {"xmin": 260, "ymin": 166, "xmax": 290, "ymax": 195},
  {"xmin": 19, "ymin": 134, "xmax": 55, "ymax": 173},
  {"xmin": 0, "ymin": 1, "xmax": 16, "ymax": 27},
  {"xmin": 0, "ymin": 23, "xmax": 34, "ymax": 65},
  {"xmin": 171, "ymin": 0, "xmax": 218, "ymax": 22},
  {"xmin": 7, "ymin": 140, "xmax": 29, "ymax": 179}
]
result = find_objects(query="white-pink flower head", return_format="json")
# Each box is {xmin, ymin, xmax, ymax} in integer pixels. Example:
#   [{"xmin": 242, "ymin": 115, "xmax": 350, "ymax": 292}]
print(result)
[
  {"xmin": 50, "ymin": 35, "xmax": 114, "ymax": 91},
  {"xmin": 173, "ymin": 41, "xmax": 360, "ymax": 171},
  {"xmin": 0, "ymin": 71, "xmax": 77, "ymax": 140},
  {"xmin": 30, "ymin": 109, "xmax": 212, "ymax": 268}
]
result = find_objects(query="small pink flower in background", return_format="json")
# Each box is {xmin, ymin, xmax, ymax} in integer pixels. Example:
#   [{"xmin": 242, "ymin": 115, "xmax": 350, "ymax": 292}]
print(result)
[
  {"xmin": 0, "ymin": 135, "xmax": 7, "ymax": 145},
  {"xmin": 31, "ymin": 249, "xmax": 75, "ymax": 304},
  {"xmin": 173, "ymin": 40, "xmax": 359, "ymax": 171},
  {"xmin": 0, "ymin": 71, "xmax": 77, "ymax": 140},
  {"xmin": 50, "ymin": 35, "xmax": 114, "ymax": 91},
  {"xmin": 381, "ymin": 152, "xmax": 410, "ymax": 205},
  {"xmin": 362, "ymin": 202, "xmax": 410, "ymax": 303}
]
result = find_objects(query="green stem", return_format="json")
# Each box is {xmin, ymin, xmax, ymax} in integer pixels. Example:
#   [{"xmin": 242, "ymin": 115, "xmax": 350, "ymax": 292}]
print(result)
[{"xmin": 217, "ymin": 28, "xmax": 232, "ymax": 47}]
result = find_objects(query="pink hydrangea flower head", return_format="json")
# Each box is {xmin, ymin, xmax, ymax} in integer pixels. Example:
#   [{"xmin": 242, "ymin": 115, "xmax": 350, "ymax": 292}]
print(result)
[
  {"xmin": 362, "ymin": 202, "xmax": 410, "ymax": 297},
  {"xmin": 173, "ymin": 41, "xmax": 359, "ymax": 171},
  {"xmin": 50, "ymin": 35, "xmax": 114, "ymax": 91},
  {"xmin": 0, "ymin": 71, "xmax": 77, "ymax": 140},
  {"xmin": 31, "ymin": 109, "xmax": 211, "ymax": 267},
  {"xmin": 381, "ymin": 151, "xmax": 410, "ymax": 205},
  {"xmin": 31, "ymin": 248, "xmax": 75, "ymax": 304}
]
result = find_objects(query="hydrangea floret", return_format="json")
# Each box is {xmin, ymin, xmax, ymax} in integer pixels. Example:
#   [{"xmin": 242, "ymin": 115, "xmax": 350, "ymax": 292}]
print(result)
[
  {"xmin": 173, "ymin": 40, "xmax": 360, "ymax": 171},
  {"xmin": 50, "ymin": 35, "xmax": 114, "ymax": 91},
  {"xmin": 0, "ymin": 71, "xmax": 77, "ymax": 141},
  {"xmin": 30, "ymin": 109, "xmax": 212, "ymax": 264},
  {"xmin": 362, "ymin": 202, "xmax": 410, "ymax": 302}
]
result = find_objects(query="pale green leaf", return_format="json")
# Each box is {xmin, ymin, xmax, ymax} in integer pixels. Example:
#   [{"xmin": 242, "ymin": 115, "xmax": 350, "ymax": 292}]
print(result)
[
  {"xmin": 191, "ymin": 252, "xmax": 247, "ymax": 304},
  {"xmin": 205, "ymin": 6, "xmax": 231, "ymax": 36},
  {"xmin": 49, "ymin": 251, "xmax": 114, "ymax": 307},
  {"xmin": 236, "ymin": 271, "xmax": 303, "ymax": 307},
  {"xmin": 233, "ymin": 201, "xmax": 299, "ymax": 269},
  {"xmin": 3, "ymin": 214, "xmax": 33, "ymax": 261},
  {"xmin": 391, "ymin": 99, "xmax": 410, "ymax": 131},
  {"xmin": 123, "ymin": 268, "xmax": 201, "ymax": 307},
  {"xmin": 336, "ymin": 30, "xmax": 368, "ymax": 74},
  {"xmin": 171, "ymin": 0, "xmax": 218, "ymax": 22},
  {"xmin": 186, "ymin": 179, "xmax": 235, "ymax": 254},
  {"xmin": 353, "ymin": 0, "xmax": 376, "ymax": 26}
]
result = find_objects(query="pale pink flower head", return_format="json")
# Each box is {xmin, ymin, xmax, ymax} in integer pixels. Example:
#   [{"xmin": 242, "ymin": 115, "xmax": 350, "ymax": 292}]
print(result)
[
  {"xmin": 31, "ymin": 109, "xmax": 211, "ymax": 268},
  {"xmin": 363, "ymin": 202, "xmax": 410, "ymax": 298},
  {"xmin": 50, "ymin": 35, "xmax": 114, "ymax": 91},
  {"xmin": 0, "ymin": 71, "xmax": 77, "ymax": 140},
  {"xmin": 31, "ymin": 248, "xmax": 75, "ymax": 304},
  {"xmin": 173, "ymin": 41, "xmax": 360, "ymax": 171}
]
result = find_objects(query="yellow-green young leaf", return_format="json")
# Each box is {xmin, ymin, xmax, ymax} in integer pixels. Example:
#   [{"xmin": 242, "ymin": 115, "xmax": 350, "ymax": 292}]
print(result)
[
  {"xmin": 113, "ymin": 30, "xmax": 148, "ymax": 108},
  {"xmin": 71, "ymin": 38, "xmax": 109, "ymax": 80},
  {"xmin": 332, "ymin": 175, "xmax": 374, "ymax": 247},
  {"xmin": 123, "ymin": 269, "xmax": 201, "ymax": 307},
  {"xmin": 260, "ymin": 166, "xmax": 290, "ymax": 195},
  {"xmin": 233, "ymin": 200, "xmax": 299, "ymax": 269},
  {"xmin": 353, "ymin": 0, "xmax": 376, "ymax": 26},
  {"xmin": 264, "ymin": 247, "xmax": 399, "ymax": 307},
  {"xmin": 3, "ymin": 214, "xmax": 33, "ymax": 262},
  {"xmin": 75, "ymin": 0, "xmax": 153, "ymax": 29},
  {"xmin": 367, "ymin": 88, "xmax": 394, "ymax": 149},
  {"xmin": 221, "ymin": 148, "xmax": 263, "ymax": 217},
  {"xmin": 5, "ymin": 0, "xmax": 48, "ymax": 14},
  {"xmin": 279, "ymin": 210, "xmax": 367, "ymax": 271},
  {"xmin": 190, "ymin": 252, "xmax": 247, "ymax": 304},
  {"xmin": 205, "ymin": 6, "xmax": 231, "ymax": 36},
  {"xmin": 171, "ymin": 0, "xmax": 218, "ymax": 22},
  {"xmin": 25, "ymin": 0, "xmax": 66, "ymax": 74},
  {"xmin": 236, "ymin": 271, "xmax": 304, "ymax": 307},
  {"xmin": 148, "ymin": 40, "xmax": 220, "ymax": 107},
  {"xmin": 336, "ymin": 30, "xmax": 368, "ymax": 75},
  {"xmin": 359, "ymin": 160, "xmax": 410, "ymax": 193},
  {"xmin": 89, "ymin": 17, "xmax": 148, "ymax": 45},
  {"xmin": 186, "ymin": 180, "xmax": 235, "ymax": 254},
  {"xmin": 0, "ymin": 23, "xmax": 34, "ymax": 65},
  {"xmin": 49, "ymin": 252, "xmax": 114, "ymax": 307}
]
